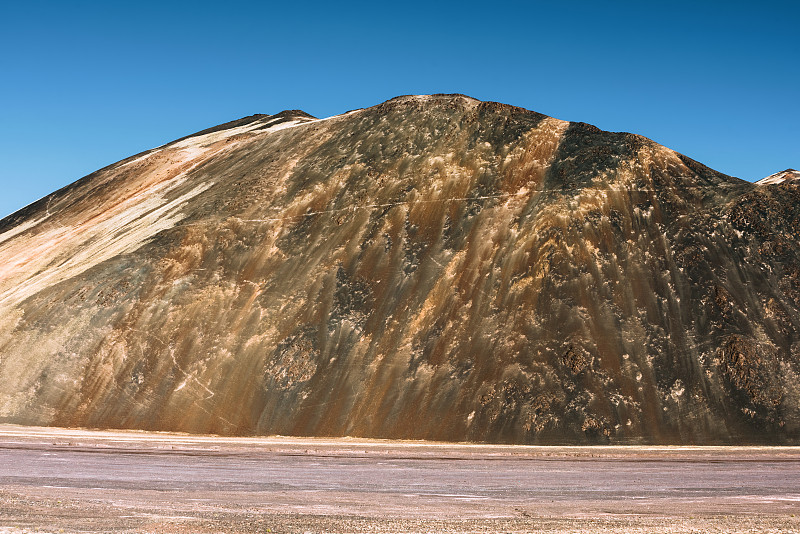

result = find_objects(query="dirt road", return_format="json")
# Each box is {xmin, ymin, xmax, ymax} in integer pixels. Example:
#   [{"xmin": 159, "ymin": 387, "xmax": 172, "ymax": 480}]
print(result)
[{"xmin": 0, "ymin": 425, "xmax": 799, "ymax": 533}]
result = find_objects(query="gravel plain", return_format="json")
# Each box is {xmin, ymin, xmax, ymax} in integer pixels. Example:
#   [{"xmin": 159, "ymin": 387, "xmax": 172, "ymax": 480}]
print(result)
[{"xmin": 0, "ymin": 425, "xmax": 799, "ymax": 533}]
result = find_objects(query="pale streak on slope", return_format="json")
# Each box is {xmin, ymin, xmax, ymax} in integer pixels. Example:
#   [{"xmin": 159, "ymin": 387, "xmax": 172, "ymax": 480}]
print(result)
[
  {"xmin": 0, "ymin": 180, "xmax": 212, "ymax": 311},
  {"xmin": 116, "ymin": 114, "xmax": 334, "ymax": 171},
  {"xmin": 755, "ymin": 169, "xmax": 800, "ymax": 185},
  {"xmin": 0, "ymin": 215, "xmax": 51, "ymax": 247},
  {"xmin": 0, "ymin": 110, "xmax": 355, "ymax": 313},
  {"xmin": 117, "ymin": 117, "xmax": 298, "ymax": 169},
  {"xmin": 0, "ymin": 126, "xmax": 263, "ymax": 311}
]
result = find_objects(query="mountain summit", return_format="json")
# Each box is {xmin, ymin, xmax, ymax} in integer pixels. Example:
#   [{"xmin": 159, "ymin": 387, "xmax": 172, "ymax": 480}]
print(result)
[
  {"xmin": 0, "ymin": 94, "xmax": 798, "ymax": 444},
  {"xmin": 756, "ymin": 168, "xmax": 800, "ymax": 185}
]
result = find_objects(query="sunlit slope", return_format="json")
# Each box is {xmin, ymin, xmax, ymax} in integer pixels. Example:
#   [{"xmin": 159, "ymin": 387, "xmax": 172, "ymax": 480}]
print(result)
[{"xmin": 0, "ymin": 94, "xmax": 798, "ymax": 443}]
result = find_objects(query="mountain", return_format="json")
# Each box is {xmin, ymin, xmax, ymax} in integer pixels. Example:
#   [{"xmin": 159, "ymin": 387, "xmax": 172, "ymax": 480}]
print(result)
[
  {"xmin": 756, "ymin": 168, "xmax": 800, "ymax": 185},
  {"xmin": 0, "ymin": 94, "xmax": 798, "ymax": 444}
]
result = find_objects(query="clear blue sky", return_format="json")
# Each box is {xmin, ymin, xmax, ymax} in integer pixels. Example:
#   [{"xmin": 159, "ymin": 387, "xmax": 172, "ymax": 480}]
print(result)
[{"xmin": 1, "ymin": 0, "xmax": 798, "ymax": 219}]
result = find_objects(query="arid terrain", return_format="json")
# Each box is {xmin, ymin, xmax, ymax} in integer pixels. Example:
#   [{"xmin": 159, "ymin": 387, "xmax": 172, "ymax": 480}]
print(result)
[
  {"xmin": 0, "ymin": 425, "xmax": 798, "ymax": 533},
  {"xmin": 0, "ymin": 95, "xmax": 799, "ymax": 444}
]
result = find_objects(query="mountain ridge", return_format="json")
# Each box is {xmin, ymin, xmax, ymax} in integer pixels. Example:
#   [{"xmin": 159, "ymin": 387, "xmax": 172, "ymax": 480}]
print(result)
[
  {"xmin": 756, "ymin": 168, "xmax": 800, "ymax": 186},
  {"xmin": 0, "ymin": 94, "xmax": 755, "ymax": 232},
  {"xmin": 0, "ymin": 95, "xmax": 798, "ymax": 444}
]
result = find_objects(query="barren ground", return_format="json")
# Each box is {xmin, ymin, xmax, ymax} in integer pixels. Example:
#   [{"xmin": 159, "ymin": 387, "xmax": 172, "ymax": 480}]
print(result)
[{"xmin": 0, "ymin": 425, "xmax": 798, "ymax": 533}]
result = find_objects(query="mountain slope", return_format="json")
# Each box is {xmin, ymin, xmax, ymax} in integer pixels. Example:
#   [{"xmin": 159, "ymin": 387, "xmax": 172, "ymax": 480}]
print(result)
[
  {"xmin": 1, "ymin": 94, "xmax": 798, "ymax": 444},
  {"xmin": 756, "ymin": 168, "xmax": 800, "ymax": 185}
]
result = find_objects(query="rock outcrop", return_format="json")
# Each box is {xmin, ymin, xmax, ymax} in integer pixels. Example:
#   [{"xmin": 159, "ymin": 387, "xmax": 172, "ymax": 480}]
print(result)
[{"xmin": 1, "ymin": 94, "xmax": 798, "ymax": 444}]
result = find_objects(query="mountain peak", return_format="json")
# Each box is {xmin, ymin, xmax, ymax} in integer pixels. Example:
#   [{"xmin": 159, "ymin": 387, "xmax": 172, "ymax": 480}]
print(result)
[
  {"xmin": 755, "ymin": 168, "xmax": 800, "ymax": 185},
  {"xmin": 381, "ymin": 93, "xmax": 481, "ymax": 105},
  {"xmin": 270, "ymin": 109, "xmax": 317, "ymax": 121}
]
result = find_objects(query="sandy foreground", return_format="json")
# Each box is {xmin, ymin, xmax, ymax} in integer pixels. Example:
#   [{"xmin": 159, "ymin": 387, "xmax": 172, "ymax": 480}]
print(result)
[{"xmin": 0, "ymin": 425, "xmax": 798, "ymax": 533}]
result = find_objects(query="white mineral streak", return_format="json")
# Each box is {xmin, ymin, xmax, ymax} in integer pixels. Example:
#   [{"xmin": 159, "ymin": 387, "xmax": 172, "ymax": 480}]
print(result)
[
  {"xmin": 117, "ymin": 115, "xmax": 320, "ymax": 170},
  {"xmin": 0, "ymin": 215, "xmax": 51, "ymax": 246},
  {"xmin": 0, "ymin": 107, "xmax": 355, "ymax": 312},
  {"xmin": 254, "ymin": 110, "xmax": 360, "ymax": 135},
  {"xmin": 169, "ymin": 120, "xmax": 274, "ymax": 150},
  {"xmin": 0, "ymin": 128, "xmax": 250, "ymax": 310},
  {"xmin": 756, "ymin": 169, "xmax": 800, "ymax": 185},
  {"xmin": 0, "ymin": 178, "xmax": 211, "ymax": 310},
  {"xmin": 0, "ymin": 103, "xmax": 459, "ymax": 312},
  {"xmin": 117, "ymin": 123, "xmax": 258, "ymax": 169}
]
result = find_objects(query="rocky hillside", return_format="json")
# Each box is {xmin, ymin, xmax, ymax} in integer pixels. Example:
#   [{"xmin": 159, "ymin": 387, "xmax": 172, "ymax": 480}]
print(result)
[
  {"xmin": 1, "ymin": 94, "xmax": 798, "ymax": 444},
  {"xmin": 756, "ymin": 168, "xmax": 800, "ymax": 185}
]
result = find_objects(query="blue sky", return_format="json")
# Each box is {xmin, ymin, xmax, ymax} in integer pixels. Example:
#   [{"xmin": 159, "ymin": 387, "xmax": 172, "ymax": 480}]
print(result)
[{"xmin": 1, "ymin": 0, "xmax": 798, "ymax": 219}]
